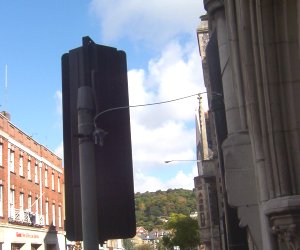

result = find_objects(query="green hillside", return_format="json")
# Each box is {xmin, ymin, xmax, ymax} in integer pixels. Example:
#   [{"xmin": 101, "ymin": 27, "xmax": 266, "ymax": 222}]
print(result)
[{"xmin": 135, "ymin": 188, "xmax": 197, "ymax": 231}]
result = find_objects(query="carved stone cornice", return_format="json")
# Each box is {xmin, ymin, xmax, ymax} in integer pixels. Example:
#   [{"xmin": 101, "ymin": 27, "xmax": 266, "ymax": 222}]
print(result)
[
  {"xmin": 264, "ymin": 196, "xmax": 300, "ymax": 215},
  {"xmin": 264, "ymin": 196, "xmax": 300, "ymax": 250},
  {"xmin": 204, "ymin": 0, "xmax": 224, "ymax": 15},
  {"xmin": 270, "ymin": 214, "xmax": 300, "ymax": 250}
]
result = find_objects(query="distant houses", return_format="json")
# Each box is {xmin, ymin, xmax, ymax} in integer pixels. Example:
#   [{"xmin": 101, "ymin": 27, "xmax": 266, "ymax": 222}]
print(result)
[
  {"xmin": 133, "ymin": 212, "xmax": 198, "ymax": 249},
  {"xmin": 133, "ymin": 226, "xmax": 168, "ymax": 249}
]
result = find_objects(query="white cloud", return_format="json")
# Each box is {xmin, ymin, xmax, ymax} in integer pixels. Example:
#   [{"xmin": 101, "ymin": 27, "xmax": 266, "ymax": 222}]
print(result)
[
  {"xmin": 55, "ymin": 141, "xmax": 64, "ymax": 159},
  {"xmin": 53, "ymin": 90, "xmax": 64, "ymax": 160},
  {"xmin": 134, "ymin": 171, "xmax": 165, "ymax": 193},
  {"xmin": 89, "ymin": 0, "xmax": 204, "ymax": 45},
  {"xmin": 55, "ymin": 90, "xmax": 62, "ymax": 115},
  {"xmin": 131, "ymin": 120, "xmax": 195, "ymax": 165},
  {"xmin": 134, "ymin": 166, "xmax": 198, "ymax": 193},
  {"xmin": 58, "ymin": 2, "xmax": 206, "ymax": 192},
  {"xmin": 128, "ymin": 40, "xmax": 205, "ymax": 128},
  {"xmin": 128, "ymin": 40, "xmax": 205, "ymax": 192},
  {"xmin": 167, "ymin": 166, "xmax": 198, "ymax": 189}
]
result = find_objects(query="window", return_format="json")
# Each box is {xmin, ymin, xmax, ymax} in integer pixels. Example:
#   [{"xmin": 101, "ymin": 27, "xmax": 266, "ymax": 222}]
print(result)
[
  {"xmin": 9, "ymin": 189, "xmax": 15, "ymax": 217},
  {"xmin": 28, "ymin": 196, "xmax": 32, "ymax": 212},
  {"xmin": 52, "ymin": 204, "xmax": 55, "ymax": 226},
  {"xmin": 51, "ymin": 173, "xmax": 55, "ymax": 191},
  {"xmin": 57, "ymin": 177, "xmax": 61, "ymax": 193},
  {"xmin": 0, "ymin": 143, "xmax": 2, "ymax": 167},
  {"xmin": 34, "ymin": 164, "xmax": 38, "ymax": 183},
  {"xmin": 35, "ymin": 198, "xmax": 39, "ymax": 214},
  {"xmin": 19, "ymin": 155, "xmax": 23, "ymax": 176},
  {"xmin": 0, "ymin": 185, "xmax": 3, "ymax": 217},
  {"xmin": 31, "ymin": 244, "xmax": 41, "ymax": 250},
  {"xmin": 58, "ymin": 206, "xmax": 62, "ymax": 227},
  {"xmin": 27, "ymin": 160, "xmax": 31, "ymax": 180},
  {"xmin": 10, "ymin": 189, "xmax": 15, "ymax": 207},
  {"xmin": 45, "ymin": 201, "xmax": 49, "ymax": 225},
  {"xmin": 11, "ymin": 243, "xmax": 24, "ymax": 250},
  {"xmin": 44, "ymin": 169, "xmax": 48, "ymax": 187},
  {"xmin": 19, "ymin": 193, "xmax": 24, "ymax": 210},
  {"xmin": 9, "ymin": 149, "xmax": 15, "ymax": 172},
  {"xmin": 200, "ymin": 212, "xmax": 205, "ymax": 227}
]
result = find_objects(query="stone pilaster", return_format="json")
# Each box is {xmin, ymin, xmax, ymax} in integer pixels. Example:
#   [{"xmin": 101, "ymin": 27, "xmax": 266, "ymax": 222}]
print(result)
[
  {"xmin": 204, "ymin": 0, "xmax": 300, "ymax": 249},
  {"xmin": 264, "ymin": 196, "xmax": 300, "ymax": 250},
  {"xmin": 204, "ymin": 1, "xmax": 255, "ymax": 249}
]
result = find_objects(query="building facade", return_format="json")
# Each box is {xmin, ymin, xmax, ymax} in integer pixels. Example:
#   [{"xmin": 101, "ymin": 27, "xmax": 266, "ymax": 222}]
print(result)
[
  {"xmin": 194, "ymin": 94, "xmax": 225, "ymax": 250},
  {"xmin": 200, "ymin": 1, "xmax": 300, "ymax": 249},
  {"xmin": 195, "ymin": 15, "xmax": 226, "ymax": 250},
  {"xmin": 195, "ymin": 13, "xmax": 250, "ymax": 250},
  {"xmin": 0, "ymin": 112, "xmax": 65, "ymax": 250}
]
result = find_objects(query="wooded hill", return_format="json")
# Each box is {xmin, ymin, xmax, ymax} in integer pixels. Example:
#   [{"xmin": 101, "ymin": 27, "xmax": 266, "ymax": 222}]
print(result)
[{"xmin": 135, "ymin": 188, "xmax": 197, "ymax": 231}]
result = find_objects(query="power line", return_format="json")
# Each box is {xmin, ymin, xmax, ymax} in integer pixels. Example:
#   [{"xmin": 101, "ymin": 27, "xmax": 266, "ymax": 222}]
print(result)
[{"xmin": 94, "ymin": 91, "xmax": 207, "ymax": 126}]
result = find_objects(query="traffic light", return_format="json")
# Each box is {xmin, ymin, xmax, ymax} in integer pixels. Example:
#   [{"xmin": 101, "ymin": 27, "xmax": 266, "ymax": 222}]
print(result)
[{"xmin": 62, "ymin": 37, "xmax": 136, "ymax": 243}]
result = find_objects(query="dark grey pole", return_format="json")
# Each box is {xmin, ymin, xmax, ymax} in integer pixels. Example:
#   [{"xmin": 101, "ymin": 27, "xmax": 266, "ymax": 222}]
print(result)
[{"xmin": 78, "ymin": 85, "xmax": 99, "ymax": 249}]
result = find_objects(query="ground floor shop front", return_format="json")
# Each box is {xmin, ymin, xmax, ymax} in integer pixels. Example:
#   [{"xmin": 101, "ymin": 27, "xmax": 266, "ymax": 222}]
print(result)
[{"xmin": 0, "ymin": 224, "xmax": 65, "ymax": 250}]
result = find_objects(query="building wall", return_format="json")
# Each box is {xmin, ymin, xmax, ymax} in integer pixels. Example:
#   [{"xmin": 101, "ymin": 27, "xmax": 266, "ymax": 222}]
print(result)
[
  {"xmin": 195, "ymin": 15, "xmax": 225, "ymax": 250},
  {"xmin": 0, "ymin": 225, "xmax": 65, "ymax": 250},
  {"xmin": 203, "ymin": 0, "xmax": 300, "ymax": 249},
  {"xmin": 0, "ymin": 112, "xmax": 65, "ymax": 249}
]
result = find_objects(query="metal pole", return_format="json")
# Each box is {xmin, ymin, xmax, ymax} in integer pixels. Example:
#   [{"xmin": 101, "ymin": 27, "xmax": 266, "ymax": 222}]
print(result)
[{"xmin": 78, "ymin": 86, "xmax": 99, "ymax": 250}]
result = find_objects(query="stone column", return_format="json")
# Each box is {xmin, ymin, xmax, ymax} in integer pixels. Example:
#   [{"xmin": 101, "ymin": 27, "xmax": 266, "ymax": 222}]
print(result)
[
  {"xmin": 204, "ymin": 0, "xmax": 300, "ymax": 249},
  {"xmin": 205, "ymin": 1, "xmax": 255, "ymax": 249},
  {"xmin": 222, "ymin": 0, "xmax": 274, "ymax": 248},
  {"xmin": 258, "ymin": 1, "xmax": 300, "ymax": 247}
]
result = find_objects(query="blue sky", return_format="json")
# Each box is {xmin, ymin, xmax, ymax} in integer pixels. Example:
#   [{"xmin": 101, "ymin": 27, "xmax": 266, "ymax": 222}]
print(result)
[{"xmin": 0, "ymin": 0, "xmax": 206, "ymax": 192}]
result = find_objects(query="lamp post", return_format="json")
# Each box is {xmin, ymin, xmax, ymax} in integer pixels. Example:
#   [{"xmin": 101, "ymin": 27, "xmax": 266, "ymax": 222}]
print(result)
[{"xmin": 164, "ymin": 160, "xmax": 202, "ymax": 164}]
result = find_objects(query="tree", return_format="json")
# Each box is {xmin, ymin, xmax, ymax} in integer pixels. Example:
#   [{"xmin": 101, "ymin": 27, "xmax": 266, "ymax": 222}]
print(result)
[
  {"xmin": 136, "ymin": 244, "xmax": 155, "ymax": 250},
  {"xmin": 163, "ymin": 213, "xmax": 200, "ymax": 250},
  {"xmin": 162, "ymin": 235, "xmax": 173, "ymax": 250},
  {"xmin": 123, "ymin": 239, "xmax": 135, "ymax": 250},
  {"xmin": 135, "ymin": 189, "xmax": 197, "ymax": 231}
]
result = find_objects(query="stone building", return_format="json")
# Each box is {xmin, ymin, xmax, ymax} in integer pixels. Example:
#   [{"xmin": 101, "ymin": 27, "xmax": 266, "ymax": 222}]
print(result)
[
  {"xmin": 194, "ymin": 95, "xmax": 224, "ymax": 250},
  {"xmin": 0, "ymin": 112, "xmax": 65, "ymax": 249},
  {"xmin": 195, "ymin": 12, "xmax": 251, "ymax": 250},
  {"xmin": 200, "ymin": 1, "xmax": 300, "ymax": 249}
]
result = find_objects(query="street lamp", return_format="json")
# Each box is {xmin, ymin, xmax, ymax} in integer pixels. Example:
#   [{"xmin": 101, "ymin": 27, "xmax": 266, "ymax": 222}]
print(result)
[{"xmin": 164, "ymin": 160, "xmax": 201, "ymax": 163}]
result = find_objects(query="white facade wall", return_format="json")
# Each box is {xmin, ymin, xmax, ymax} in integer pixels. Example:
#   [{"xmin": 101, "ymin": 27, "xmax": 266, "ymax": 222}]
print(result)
[{"xmin": 0, "ymin": 225, "xmax": 65, "ymax": 250}]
